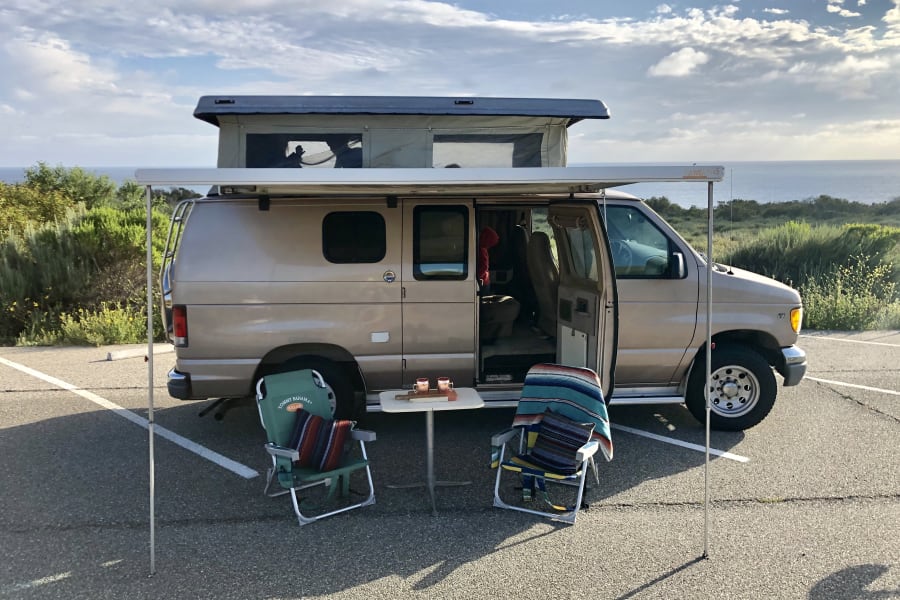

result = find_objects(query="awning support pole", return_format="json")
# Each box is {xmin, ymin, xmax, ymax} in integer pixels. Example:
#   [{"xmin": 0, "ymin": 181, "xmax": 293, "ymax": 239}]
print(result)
[
  {"xmin": 145, "ymin": 185, "xmax": 157, "ymax": 576},
  {"xmin": 703, "ymin": 181, "xmax": 714, "ymax": 558}
]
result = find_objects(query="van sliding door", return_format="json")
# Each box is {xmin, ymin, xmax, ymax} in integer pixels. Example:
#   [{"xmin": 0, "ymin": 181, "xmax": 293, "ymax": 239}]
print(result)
[
  {"xmin": 548, "ymin": 203, "xmax": 618, "ymax": 399},
  {"xmin": 400, "ymin": 200, "xmax": 477, "ymax": 388}
]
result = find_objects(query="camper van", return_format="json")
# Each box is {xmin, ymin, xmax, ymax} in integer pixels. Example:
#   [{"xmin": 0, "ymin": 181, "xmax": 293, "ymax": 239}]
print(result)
[{"xmin": 148, "ymin": 95, "xmax": 802, "ymax": 431}]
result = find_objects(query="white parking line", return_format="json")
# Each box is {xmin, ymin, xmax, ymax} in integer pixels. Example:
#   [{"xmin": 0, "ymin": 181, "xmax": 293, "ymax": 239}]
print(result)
[
  {"xmin": 807, "ymin": 376, "xmax": 900, "ymax": 397},
  {"xmin": 0, "ymin": 356, "xmax": 259, "ymax": 479},
  {"xmin": 800, "ymin": 334, "xmax": 900, "ymax": 348},
  {"xmin": 0, "ymin": 571, "xmax": 71, "ymax": 595},
  {"xmin": 611, "ymin": 424, "xmax": 750, "ymax": 463}
]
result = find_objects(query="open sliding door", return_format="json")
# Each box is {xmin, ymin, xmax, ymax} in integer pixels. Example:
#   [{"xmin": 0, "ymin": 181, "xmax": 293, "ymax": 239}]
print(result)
[{"xmin": 548, "ymin": 203, "xmax": 618, "ymax": 399}]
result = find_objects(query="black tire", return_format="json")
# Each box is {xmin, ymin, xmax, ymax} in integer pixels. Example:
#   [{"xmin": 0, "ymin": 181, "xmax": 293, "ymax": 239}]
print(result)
[
  {"xmin": 279, "ymin": 357, "xmax": 360, "ymax": 420},
  {"xmin": 685, "ymin": 344, "xmax": 777, "ymax": 431}
]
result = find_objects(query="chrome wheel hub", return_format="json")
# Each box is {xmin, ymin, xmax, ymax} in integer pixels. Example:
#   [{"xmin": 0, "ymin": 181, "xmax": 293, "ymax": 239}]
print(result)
[{"xmin": 707, "ymin": 365, "xmax": 760, "ymax": 418}]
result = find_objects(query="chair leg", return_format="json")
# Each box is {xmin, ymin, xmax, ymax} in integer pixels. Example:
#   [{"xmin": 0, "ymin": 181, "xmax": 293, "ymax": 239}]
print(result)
[
  {"xmin": 492, "ymin": 444, "xmax": 509, "ymax": 509},
  {"xmin": 288, "ymin": 464, "xmax": 376, "ymax": 526},
  {"xmin": 264, "ymin": 462, "xmax": 326, "ymax": 498},
  {"xmin": 263, "ymin": 466, "xmax": 290, "ymax": 497},
  {"xmin": 493, "ymin": 458, "xmax": 590, "ymax": 525},
  {"xmin": 285, "ymin": 443, "xmax": 376, "ymax": 526}
]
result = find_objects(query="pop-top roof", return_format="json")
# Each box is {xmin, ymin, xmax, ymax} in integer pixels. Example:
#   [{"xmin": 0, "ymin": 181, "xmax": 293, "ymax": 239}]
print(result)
[{"xmin": 194, "ymin": 96, "xmax": 610, "ymax": 127}]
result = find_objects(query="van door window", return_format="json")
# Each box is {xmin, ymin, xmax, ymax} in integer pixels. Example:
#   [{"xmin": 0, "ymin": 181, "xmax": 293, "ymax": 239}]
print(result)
[
  {"xmin": 564, "ymin": 223, "xmax": 598, "ymax": 281},
  {"xmin": 604, "ymin": 206, "xmax": 673, "ymax": 278},
  {"xmin": 413, "ymin": 205, "xmax": 468, "ymax": 280},
  {"xmin": 322, "ymin": 211, "xmax": 386, "ymax": 263}
]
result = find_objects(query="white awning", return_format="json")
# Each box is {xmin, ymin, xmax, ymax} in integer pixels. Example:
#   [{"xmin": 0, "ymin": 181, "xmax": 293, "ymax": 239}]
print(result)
[{"xmin": 136, "ymin": 165, "xmax": 724, "ymax": 196}]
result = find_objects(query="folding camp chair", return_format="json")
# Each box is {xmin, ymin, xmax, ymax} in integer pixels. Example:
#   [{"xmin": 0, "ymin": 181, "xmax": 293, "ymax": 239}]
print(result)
[
  {"xmin": 256, "ymin": 368, "xmax": 376, "ymax": 525},
  {"xmin": 491, "ymin": 363, "xmax": 613, "ymax": 524}
]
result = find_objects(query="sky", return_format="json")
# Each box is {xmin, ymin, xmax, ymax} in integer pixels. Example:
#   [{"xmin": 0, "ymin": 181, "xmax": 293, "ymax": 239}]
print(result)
[{"xmin": 2, "ymin": 0, "xmax": 899, "ymax": 167}]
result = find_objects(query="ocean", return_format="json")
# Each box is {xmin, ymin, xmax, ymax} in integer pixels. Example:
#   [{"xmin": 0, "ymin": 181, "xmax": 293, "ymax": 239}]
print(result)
[
  {"xmin": 609, "ymin": 160, "xmax": 900, "ymax": 208},
  {"xmin": 2, "ymin": 160, "xmax": 898, "ymax": 208}
]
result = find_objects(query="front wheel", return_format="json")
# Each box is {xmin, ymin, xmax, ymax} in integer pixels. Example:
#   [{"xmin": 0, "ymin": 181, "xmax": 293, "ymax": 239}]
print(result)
[{"xmin": 685, "ymin": 345, "xmax": 777, "ymax": 431}]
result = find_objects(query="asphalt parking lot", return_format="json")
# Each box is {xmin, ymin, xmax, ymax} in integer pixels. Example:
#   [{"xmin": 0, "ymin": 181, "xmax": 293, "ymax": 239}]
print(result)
[{"xmin": 1, "ymin": 331, "xmax": 898, "ymax": 600}]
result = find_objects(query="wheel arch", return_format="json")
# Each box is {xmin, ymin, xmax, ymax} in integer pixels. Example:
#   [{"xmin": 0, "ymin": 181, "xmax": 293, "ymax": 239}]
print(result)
[
  {"xmin": 686, "ymin": 329, "xmax": 783, "ymax": 379},
  {"xmin": 253, "ymin": 343, "xmax": 366, "ymax": 399}
]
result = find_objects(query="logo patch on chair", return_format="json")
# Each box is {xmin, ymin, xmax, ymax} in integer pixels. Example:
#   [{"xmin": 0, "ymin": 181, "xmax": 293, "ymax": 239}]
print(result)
[{"xmin": 278, "ymin": 395, "xmax": 309, "ymax": 411}]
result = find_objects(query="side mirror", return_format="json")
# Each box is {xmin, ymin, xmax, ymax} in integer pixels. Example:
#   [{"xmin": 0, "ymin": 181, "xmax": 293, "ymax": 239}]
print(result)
[{"xmin": 672, "ymin": 251, "xmax": 686, "ymax": 279}]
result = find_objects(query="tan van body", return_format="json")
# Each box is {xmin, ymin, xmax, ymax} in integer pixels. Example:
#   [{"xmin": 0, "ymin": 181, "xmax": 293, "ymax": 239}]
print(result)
[
  {"xmin": 149, "ymin": 96, "xmax": 801, "ymax": 430},
  {"xmin": 166, "ymin": 193, "xmax": 618, "ymax": 417}
]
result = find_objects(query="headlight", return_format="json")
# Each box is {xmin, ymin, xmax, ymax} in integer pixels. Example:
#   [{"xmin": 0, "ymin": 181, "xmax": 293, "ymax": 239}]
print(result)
[{"xmin": 790, "ymin": 307, "xmax": 803, "ymax": 334}]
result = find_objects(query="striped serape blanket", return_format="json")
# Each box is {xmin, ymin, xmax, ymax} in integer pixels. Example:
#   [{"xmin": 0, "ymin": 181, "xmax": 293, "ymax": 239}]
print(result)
[{"xmin": 512, "ymin": 363, "xmax": 613, "ymax": 461}]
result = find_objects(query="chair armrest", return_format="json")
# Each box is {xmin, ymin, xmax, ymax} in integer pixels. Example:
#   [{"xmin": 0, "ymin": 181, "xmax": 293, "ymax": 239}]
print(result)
[
  {"xmin": 575, "ymin": 440, "xmax": 599, "ymax": 463},
  {"xmin": 264, "ymin": 443, "xmax": 299, "ymax": 461},
  {"xmin": 491, "ymin": 428, "xmax": 519, "ymax": 447},
  {"xmin": 351, "ymin": 429, "xmax": 376, "ymax": 443}
]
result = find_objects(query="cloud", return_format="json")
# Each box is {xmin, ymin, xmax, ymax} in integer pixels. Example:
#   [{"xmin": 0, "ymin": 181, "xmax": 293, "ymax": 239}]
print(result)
[
  {"xmin": 885, "ymin": 0, "xmax": 900, "ymax": 26},
  {"xmin": 827, "ymin": 3, "xmax": 862, "ymax": 17},
  {"xmin": 773, "ymin": 52, "xmax": 892, "ymax": 100},
  {"xmin": 647, "ymin": 47, "xmax": 710, "ymax": 77},
  {"xmin": 4, "ymin": 29, "xmax": 119, "ymax": 96},
  {"xmin": 582, "ymin": 110, "xmax": 900, "ymax": 161},
  {"xmin": 764, "ymin": 8, "xmax": 790, "ymax": 15},
  {"xmin": 1, "ymin": 0, "xmax": 899, "ymax": 166}
]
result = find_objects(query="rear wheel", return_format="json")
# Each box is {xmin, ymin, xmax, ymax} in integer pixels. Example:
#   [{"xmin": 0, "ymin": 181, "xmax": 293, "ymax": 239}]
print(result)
[
  {"xmin": 686, "ymin": 345, "xmax": 776, "ymax": 431},
  {"xmin": 278, "ymin": 357, "xmax": 360, "ymax": 419}
]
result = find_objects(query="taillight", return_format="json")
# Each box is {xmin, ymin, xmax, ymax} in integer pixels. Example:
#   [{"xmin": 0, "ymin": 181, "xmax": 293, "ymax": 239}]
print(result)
[{"xmin": 172, "ymin": 305, "xmax": 188, "ymax": 347}]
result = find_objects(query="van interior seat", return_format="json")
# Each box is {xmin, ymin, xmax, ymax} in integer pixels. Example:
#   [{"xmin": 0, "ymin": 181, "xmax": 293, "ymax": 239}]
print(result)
[
  {"xmin": 511, "ymin": 224, "xmax": 537, "ymax": 323},
  {"xmin": 480, "ymin": 294, "xmax": 521, "ymax": 341},
  {"xmin": 526, "ymin": 231, "xmax": 558, "ymax": 337}
]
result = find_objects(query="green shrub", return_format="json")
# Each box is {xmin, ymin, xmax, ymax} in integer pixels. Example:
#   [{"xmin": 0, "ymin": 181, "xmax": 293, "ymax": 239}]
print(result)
[
  {"xmin": 0, "ymin": 164, "xmax": 182, "ymax": 345},
  {"xmin": 874, "ymin": 302, "xmax": 900, "ymax": 329},
  {"xmin": 17, "ymin": 302, "xmax": 152, "ymax": 346},
  {"xmin": 0, "ymin": 182, "xmax": 78, "ymax": 236},
  {"xmin": 801, "ymin": 255, "xmax": 897, "ymax": 330},
  {"xmin": 24, "ymin": 162, "xmax": 117, "ymax": 209},
  {"xmin": 723, "ymin": 221, "xmax": 900, "ymax": 287},
  {"xmin": 0, "ymin": 206, "xmax": 170, "ymax": 344}
]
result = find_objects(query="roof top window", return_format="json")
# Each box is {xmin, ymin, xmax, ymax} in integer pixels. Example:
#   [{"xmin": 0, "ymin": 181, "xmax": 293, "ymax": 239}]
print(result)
[{"xmin": 246, "ymin": 133, "xmax": 362, "ymax": 168}]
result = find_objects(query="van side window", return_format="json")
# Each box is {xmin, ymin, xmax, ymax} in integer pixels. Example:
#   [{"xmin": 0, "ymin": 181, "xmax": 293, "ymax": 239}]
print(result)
[
  {"xmin": 322, "ymin": 212, "xmax": 386, "ymax": 263},
  {"xmin": 604, "ymin": 206, "xmax": 673, "ymax": 278},
  {"xmin": 413, "ymin": 205, "xmax": 468, "ymax": 280}
]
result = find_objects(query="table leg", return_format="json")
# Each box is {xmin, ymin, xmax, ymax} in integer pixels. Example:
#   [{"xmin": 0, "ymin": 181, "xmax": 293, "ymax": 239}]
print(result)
[
  {"xmin": 425, "ymin": 409, "xmax": 437, "ymax": 516},
  {"xmin": 429, "ymin": 410, "xmax": 475, "ymax": 495},
  {"xmin": 386, "ymin": 407, "xmax": 473, "ymax": 516}
]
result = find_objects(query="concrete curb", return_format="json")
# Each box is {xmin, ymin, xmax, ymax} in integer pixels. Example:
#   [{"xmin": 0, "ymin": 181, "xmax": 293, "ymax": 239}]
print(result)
[{"xmin": 105, "ymin": 344, "xmax": 175, "ymax": 361}]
